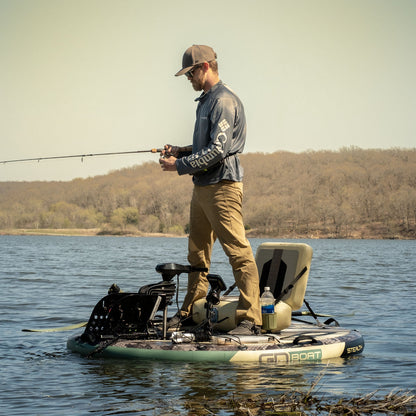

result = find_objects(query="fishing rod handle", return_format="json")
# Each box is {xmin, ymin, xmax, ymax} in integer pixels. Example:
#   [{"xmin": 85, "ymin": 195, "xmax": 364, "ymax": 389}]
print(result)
[{"xmin": 157, "ymin": 145, "xmax": 193, "ymax": 157}]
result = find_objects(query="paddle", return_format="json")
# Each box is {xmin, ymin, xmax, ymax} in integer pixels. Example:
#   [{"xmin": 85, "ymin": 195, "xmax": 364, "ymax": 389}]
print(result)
[{"xmin": 22, "ymin": 321, "xmax": 88, "ymax": 332}]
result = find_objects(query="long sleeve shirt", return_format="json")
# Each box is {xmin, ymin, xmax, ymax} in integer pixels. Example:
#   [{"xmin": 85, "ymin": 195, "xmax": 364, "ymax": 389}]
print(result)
[{"xmin": 175, "ymin": 81, "xmax": 247, "ymax": 186}]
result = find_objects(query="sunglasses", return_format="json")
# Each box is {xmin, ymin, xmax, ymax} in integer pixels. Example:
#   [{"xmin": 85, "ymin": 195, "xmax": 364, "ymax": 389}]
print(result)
[{"xmin": 185, "ymin": 64, "xmax": 202, "ymax": 78}]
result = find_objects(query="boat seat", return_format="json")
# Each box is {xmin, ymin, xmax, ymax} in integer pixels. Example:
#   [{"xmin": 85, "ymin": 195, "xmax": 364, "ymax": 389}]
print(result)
[
  {"xmin": 255, "ymin": 242, "xmax": 313, "ymax": 331},
  {"xmin": 192, "ymin": 242, "xmax": 313, "ymax": 332}
]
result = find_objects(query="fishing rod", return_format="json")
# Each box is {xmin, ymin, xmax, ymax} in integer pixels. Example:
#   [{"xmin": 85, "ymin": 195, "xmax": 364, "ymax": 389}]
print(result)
[{"xmin": 1, "ymin": 148, "xmax": 163, "ymax": 164}]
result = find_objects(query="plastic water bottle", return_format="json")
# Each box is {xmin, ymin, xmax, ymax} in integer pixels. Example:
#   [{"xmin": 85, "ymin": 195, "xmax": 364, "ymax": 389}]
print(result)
[
  {"xmin": 261, "ymin": 287, "xmax": 277, "ymax": 331},
  {"xmin": 261, "ymin": 287, "xmax": 275, "ymax": 314}
]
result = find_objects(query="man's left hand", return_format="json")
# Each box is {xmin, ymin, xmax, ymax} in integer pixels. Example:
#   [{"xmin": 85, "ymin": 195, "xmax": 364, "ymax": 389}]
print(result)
[{"xmin": 159, "ymin": 156, "xmax": 177, "ymax": 171}]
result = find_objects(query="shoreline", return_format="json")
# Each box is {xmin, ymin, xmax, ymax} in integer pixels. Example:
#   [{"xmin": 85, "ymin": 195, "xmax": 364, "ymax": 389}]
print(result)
[
  {"xmin": 0, "ymin": 228, "xmax": 186, "ymax": 238},
  {"xmin": 0, "ymin": 228, "xmax": 413, "ymax": 240}
]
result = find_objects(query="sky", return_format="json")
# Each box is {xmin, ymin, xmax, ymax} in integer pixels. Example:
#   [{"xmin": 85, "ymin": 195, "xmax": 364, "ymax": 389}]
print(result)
[{"xmin": 1, "ymin": 0, "xmax": 415, "ymax": 181}]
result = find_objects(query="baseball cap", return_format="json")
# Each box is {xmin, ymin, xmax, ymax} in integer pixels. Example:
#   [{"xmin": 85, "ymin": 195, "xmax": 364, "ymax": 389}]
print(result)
[{"xmin": 175, "ymin": 45, "xmax": 217, "ymax": 76}]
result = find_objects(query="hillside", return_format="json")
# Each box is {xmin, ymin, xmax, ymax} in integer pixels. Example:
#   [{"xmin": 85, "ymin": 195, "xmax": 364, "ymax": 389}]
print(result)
[{"xmin": 1, "ymin": 148, "xmax": 415, "ymax": 239}]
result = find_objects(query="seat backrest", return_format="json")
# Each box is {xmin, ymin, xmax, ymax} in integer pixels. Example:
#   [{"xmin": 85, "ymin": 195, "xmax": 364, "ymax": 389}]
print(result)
[{"xmin": 255, "ymin": 242, "xmax": 313, "ymax": 310}]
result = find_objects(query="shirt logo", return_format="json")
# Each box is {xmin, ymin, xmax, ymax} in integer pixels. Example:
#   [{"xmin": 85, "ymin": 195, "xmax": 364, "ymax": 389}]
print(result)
[{"xmin": 219, "ymin": 119, "xmax": 230, "ymax": 132}]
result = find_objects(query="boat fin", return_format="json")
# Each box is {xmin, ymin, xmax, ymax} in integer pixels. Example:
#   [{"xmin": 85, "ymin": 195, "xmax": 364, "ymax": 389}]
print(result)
[{"xmin": 22, "ymin": 322, "xmax": 88, "ymax": 332}]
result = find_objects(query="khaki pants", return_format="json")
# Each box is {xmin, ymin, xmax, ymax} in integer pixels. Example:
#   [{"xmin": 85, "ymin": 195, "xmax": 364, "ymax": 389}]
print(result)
[{"xmin": 181, "ymin": 180, "xmax": 262, "ymax": 326}]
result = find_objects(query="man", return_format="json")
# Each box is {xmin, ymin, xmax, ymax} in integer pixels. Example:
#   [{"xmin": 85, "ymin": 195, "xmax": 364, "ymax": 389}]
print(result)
[{"xmin": 159, "ymin": 45, "xmax": 261, "ymax": 335}]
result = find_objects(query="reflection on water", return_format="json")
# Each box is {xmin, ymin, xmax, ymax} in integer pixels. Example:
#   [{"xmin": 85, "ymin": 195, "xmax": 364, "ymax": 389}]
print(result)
[
  {"xmin": 0, "ymin": 236, "xmax": 415, "ymax": 415},
  {"xmin": 69, "ymin": 356, "xmax": 366, "ymax": 415}
]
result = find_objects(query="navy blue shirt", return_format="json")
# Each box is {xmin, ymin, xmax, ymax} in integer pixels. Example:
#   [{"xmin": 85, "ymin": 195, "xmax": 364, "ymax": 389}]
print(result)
[{"xmin": 176, "ymin": 81, "xmax": 246, "ymax": 186}]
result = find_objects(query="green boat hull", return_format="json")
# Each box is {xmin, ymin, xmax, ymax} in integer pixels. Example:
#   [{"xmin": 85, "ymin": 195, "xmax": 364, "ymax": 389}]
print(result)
[{"xmin": 67, "ymin": 324, "xmax": 364, "ymax": 363}]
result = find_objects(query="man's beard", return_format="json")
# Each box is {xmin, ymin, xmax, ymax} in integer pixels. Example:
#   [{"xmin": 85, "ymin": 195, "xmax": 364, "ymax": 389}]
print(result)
[{"xmin": 191, "ymin": 72, "xmax": 205, "ymax": 91}]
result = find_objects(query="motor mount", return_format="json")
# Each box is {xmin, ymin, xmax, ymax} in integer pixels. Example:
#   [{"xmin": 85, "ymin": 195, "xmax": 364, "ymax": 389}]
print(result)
[{"xmin": 206, "ymin": 274, "xmax": 227, "ymax": 305}]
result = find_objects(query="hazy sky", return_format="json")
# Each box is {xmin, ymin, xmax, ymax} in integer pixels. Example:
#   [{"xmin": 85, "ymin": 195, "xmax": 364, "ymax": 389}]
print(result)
[{"xmin": 1, "ymin": 0, "xmax": 415, "ymax": 181}]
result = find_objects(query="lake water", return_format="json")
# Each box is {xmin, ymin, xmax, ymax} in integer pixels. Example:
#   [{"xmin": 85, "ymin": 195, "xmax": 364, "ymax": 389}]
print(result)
[{"xmin": 0, "ymin": 236, "xmax": 415, "ymax": 415}]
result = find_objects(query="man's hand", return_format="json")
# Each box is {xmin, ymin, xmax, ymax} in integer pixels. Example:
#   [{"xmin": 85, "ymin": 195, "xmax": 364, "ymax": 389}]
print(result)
[
  {"xmin": 159, "ymin": 155, "xmax": 177, "ymax": 171},
  {"xmin": 161, "ymin": 144, "xmax": 180, "ymax": 158}
]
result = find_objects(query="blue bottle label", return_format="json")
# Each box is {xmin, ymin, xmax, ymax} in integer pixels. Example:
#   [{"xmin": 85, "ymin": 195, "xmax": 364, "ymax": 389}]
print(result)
[{"xmin": 261, "ymin": 304, "xmax": 275, "ymax": 314}]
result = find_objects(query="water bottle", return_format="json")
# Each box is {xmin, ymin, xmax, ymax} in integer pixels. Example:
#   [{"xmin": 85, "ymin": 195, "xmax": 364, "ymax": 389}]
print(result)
[
  {"xmin": 261, "ymin": 287, "xmax": 277, "ymax": 331},
  {"xmin": 261, "ymin": 287, "xmax": 275, "ymax": 314}
]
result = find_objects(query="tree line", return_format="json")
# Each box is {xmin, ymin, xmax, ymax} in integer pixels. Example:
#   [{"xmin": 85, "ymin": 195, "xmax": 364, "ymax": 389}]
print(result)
[{"xmin": 0, "ymin": 147, "xmax": 415, "ymax": 239}]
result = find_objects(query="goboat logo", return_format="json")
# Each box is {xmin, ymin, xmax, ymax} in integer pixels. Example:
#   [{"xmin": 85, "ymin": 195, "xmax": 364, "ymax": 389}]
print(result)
[
  {"xmin": 259, "ymin": 349, "xmax": 322, "ymax": 363},
  {"xmin": 259, "ymin": 352, "xmax": 290, "ymax": 363},
  {"xmin": 289, "ymin": 349, "xmax": 322, "ymax": 361}
]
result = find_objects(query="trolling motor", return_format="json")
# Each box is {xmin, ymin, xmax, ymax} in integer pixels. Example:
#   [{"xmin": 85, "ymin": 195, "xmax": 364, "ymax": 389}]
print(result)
[
  {"xmin": 80, "ymin": 263, "xmax": 207, "ymax": 345},
  {"xmin": 155, "ymin": 263, "xmax": 207, "ymax": 281}
]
